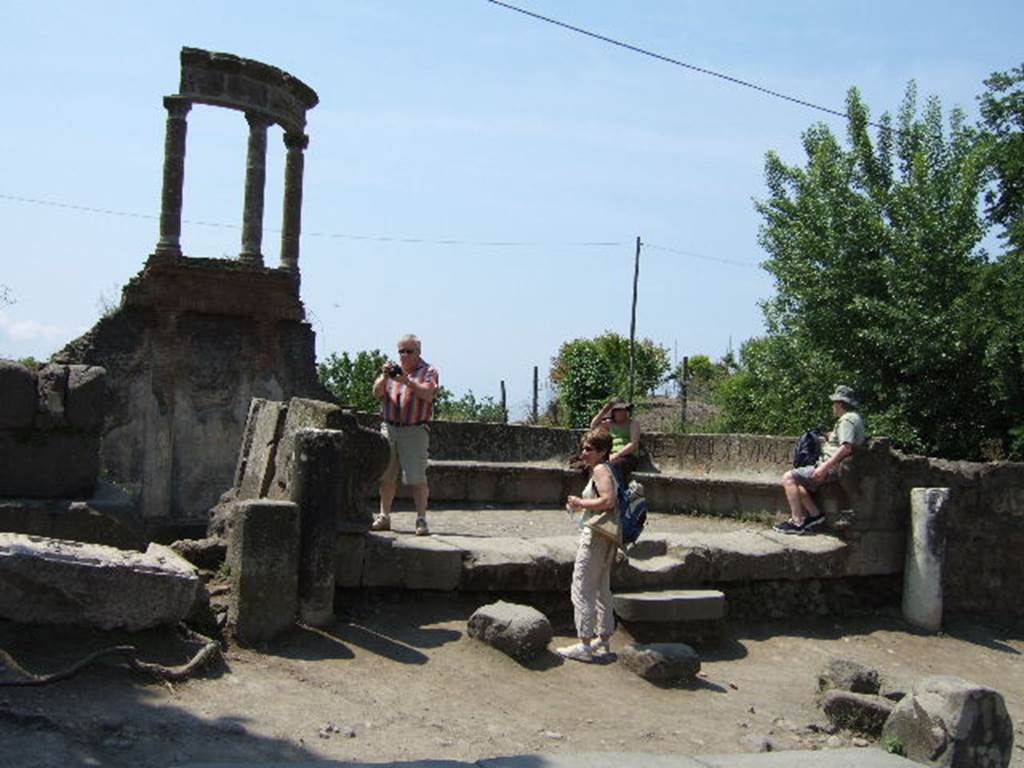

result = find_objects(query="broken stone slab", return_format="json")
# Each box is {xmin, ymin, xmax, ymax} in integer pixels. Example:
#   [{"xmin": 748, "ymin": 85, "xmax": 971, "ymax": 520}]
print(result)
[
  {"xmin": 227, "ymin": 500, "xmax": 300, "ymax": 644},
  {"xmin": 170, "ymin": 537, "xmax": 227, "ymax": 571},
  {"xmin": 234, "ymin": 398, "xmax": 287, "ymax": 500},
  {"xmin": 613, "ymin": 589, "xmax": 726, "ymax": 622},
  {"xmin": 817, "ymin": 658, "xmax": 882, "ymax": 696},
  {"xmin": 882, "ymin": 675, "xmax": 1014, "ymax": 768},
  {"xmin": 0, "ymin": 480, "xmax": 144, "ymax": 551},
  {"xmin": 467, "ymin": 600, "xmax": 553, "ymax": 660},
  {"xmin": 821, "ymin": 689, "xmax": 895, "ymax": 736},
  {"xmin": 0, "ymin": 533, "xmax": 199, "ymax": 631},
  {"xmin": 619, "ymin": 642, "xmax": 701, "ymax": 683},
  {"xmin": 0, "ymin": 360, "xmax": 36, "ymax": 428}
]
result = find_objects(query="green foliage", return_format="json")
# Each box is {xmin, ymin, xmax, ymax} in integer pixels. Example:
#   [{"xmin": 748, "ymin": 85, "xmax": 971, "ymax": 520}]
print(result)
[
  {"xmin": 317, "ymin": 349, "xmax": 388, "ymax": 411},
  {"xmin": 720, "ymin": 82, "xmax": 1024, "ymax": 459},
  {"xmin": 884, "ymin": 735, "xmax": 906, "ymax": 756},
  {"xmin": 979, "ymin": 63, "xmax": 1024, "ymax": 252},
  {"xmin": 433, "ymin": 386, "xmax": 506, "ymax": 423},
  {"xmin": 674, "ymin": 353, "xmax": 732, "ymax": 399},
  {"xmin": 550, "ymin": 332, "xmax": 671, "ymax": 428}
]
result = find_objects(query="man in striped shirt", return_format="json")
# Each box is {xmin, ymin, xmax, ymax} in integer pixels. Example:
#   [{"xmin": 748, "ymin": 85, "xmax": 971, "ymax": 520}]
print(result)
[{"xmin": 371, "ymin": 334, "xmax": 440, "ymax": 536}]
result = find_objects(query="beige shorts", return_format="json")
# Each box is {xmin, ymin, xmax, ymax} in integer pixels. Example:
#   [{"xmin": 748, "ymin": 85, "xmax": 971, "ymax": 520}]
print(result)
[{"xmin": 380, "ymin": 422, "xmax": 430, "ymax": 486}]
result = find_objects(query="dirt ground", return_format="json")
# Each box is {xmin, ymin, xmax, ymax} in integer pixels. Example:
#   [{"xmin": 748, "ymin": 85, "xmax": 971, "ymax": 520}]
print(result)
[{"xmin": 2, "ymin": 595, "xmax": 1022, "ymax": 768}]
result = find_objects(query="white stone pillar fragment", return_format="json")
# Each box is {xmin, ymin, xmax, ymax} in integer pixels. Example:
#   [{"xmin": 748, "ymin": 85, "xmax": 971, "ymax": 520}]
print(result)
[{"xmin": 902, "ymin": 487, "xmax": 951, "ymax": 632}]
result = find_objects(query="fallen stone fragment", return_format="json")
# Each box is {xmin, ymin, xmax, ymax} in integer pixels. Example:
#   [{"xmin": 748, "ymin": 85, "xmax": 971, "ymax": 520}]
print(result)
[
  {"xmin": 818, "ymin": 657, "xmax": 881, "ymax": 696},
  {"xmin": 170, "ymin": 537, "xmax": 227, "ymax": 571},
  {"xmin": 467, "ymin": 600, "xmax": 553, "ymax": 660},
  {"xmin": 619, "ymin": 642, "xmax": 701, "ymax": 683},
  {"xmin": 822, "ymin": 689, "xmax": 895, "ymax": 736},
  {"xmin": 0, "ymin": 534, "xmax": 199, "ymax": 631},
  {"xmin": 882, "ymin": 675, "xmax": 1013, "ymax": 768}
]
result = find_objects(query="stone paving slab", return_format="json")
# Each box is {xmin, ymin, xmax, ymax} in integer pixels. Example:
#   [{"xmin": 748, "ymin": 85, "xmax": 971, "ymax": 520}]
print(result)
[{"xmin": 182, "ymin": 747, "xmax": 920, "ymax": 767}]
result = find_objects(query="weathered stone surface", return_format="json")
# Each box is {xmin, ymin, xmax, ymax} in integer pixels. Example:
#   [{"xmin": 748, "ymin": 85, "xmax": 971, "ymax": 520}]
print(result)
[
  {"xmin": 822, "ymin": 689, "xmax": 894, "ymax": 736},
  {"xmin": 903, "ymin": 487, "xmax": 950, "ymax": 632},
  {"xmin": 170, "ymin": 537, "xmax": 227, "ymax": 571},
  {"xmin": 0, "ymin": 360, "xmax": 36, "ymax": 428},
  {"xmin": 882, "ymin": 675, "xmax": 1014, "ymax": 768},
  {"xmin": 818, "ymin": 658, "xmax": 881, "ymax": 696},
  {"xmin": 361, "ymin": 533, "xmax": 462, "ymax": 590},
  {"xmin": 65, "ymin": 365, "xmax": 107, "ymax": 430},
  {"xmin": 0, "ymin": 480, "xmax": 144, "ymax": 550},
  {"xmin": 34, "ymin": 364, "xmax": 68, "ymax": 428},
  {"xmin": 619, "ymin": 642, "xmax": 701, "ymax": 683},
  {"xmin": 291, "ymin": 429, "xmax": 343, "ymax": 625},
  {"xmin": 0, "ymin": 534, "xmax": 199, "ymax": 630},
  {"xmin": 613, "ymin": 589, "xmax": 725, "ymax": 622},
  {"xmin": 467, "ymin": 600, "xmax": 553, "ymax": 660},
  {"xmin": 335, "ymin": 533, "xmax": 366, "ymax": 588},
  {"xmin": 0, "ymin": 429, "xmax": 100, "ymax": 499},
  {"xmin": 227, "ymin": 500, "xmax": 300, "ymax": 643},
  {"xmin": 234, "ymin": 398, "xmax": 287, "ymax": 499}
]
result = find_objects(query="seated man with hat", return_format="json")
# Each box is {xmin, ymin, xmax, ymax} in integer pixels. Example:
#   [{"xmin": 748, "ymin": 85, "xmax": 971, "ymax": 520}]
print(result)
[{"xmin": 774, "ymin": 385, "xmax": 866, "ymax": 535}]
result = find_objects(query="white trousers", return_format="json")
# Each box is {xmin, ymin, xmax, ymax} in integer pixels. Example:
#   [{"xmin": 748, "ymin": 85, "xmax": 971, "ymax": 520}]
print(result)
[{"xmin": 571, "ymin": 526, "xmax": 617, "ymax": 639}]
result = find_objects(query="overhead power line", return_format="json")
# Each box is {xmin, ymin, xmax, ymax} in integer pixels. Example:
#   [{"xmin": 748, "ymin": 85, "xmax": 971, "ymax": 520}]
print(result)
[
  {"xmin": 485, "ymin": 0, "xmax": 877, "ymax": 128},
  {"xmin": 645, "ymin": 242, "xmax": 761, "ymax": 270}
]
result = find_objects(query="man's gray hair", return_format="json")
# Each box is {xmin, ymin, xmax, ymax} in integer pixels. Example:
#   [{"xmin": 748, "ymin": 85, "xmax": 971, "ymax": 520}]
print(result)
[{"xmin": 398, "ymin": 334, "xmax": 421, "ymax": 351}]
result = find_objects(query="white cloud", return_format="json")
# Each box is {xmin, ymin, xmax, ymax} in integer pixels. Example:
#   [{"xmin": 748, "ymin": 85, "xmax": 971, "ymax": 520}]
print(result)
[{"xmin": 0, "ymin": 309, "xmax": 67, "ymax": 345}]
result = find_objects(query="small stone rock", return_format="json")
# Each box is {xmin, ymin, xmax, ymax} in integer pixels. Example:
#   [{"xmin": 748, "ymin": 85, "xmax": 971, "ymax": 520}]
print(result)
[
  {"xmin": 817, "ymin": 658, "xmax": 881, "ymax": 697},
  {"xmin": 467, "ymin": 601, "xmax": 553, "ymax": 660},
  {"xmin": 826, "ymin": 735, "xmax": 844, "ymax": 748},
  {"xmin": 822, "ymin": 689, "xmax": 894, "ymax": 737},
  {"xmin": 542, "ymin": 731, "xmax": 564, "ymax": 741},
  {"xmin": 619, "ymin": 643, "xmax": 700, "ymax": 683},
  {"xmin": 852, "ymin": 737, "xmax": 870, "ymax": 747}
]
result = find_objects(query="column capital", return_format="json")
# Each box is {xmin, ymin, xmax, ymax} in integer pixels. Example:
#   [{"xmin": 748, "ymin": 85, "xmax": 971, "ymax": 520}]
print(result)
[
  {"xmin": 283, "ymin": 132, "xmax": 309, "ymax": 151},
  {"xmin": 162, "ymin": 96, "xmax": 192, "ymax": 119},
  {"xmin": 245, "ymin": 111, "xmax": 273, "ymax": 129}
]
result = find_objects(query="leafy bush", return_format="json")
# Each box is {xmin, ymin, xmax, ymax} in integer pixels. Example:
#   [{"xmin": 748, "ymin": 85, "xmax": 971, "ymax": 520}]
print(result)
[
  {"xmin": 317, "ymin": 350, "xmax": 387, "ymax": 412},
  {"xmin": 433, "ymin": 387, "xmax": 506, "ymax": 423}
]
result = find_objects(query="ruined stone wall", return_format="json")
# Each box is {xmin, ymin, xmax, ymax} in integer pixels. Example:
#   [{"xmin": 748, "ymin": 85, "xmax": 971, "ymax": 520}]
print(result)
[
  {"xmin": 895, "ymin": 456, "xmax": 1024, "ymax": 618},
  {"xmin": 55, "ymin": 260, "xmax": 331, "ymax": 528}
]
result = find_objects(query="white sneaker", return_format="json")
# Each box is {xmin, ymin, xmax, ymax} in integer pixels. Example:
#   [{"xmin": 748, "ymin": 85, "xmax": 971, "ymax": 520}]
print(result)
[
  {"xmin": 371, "ymin": 514, "xmax": 391, "ymax": 532},
  {"xmin": 556, "ymin": 642, "xmax": 595, "ymax": 662},
  {"xmin": 414, "ymin": 517, "xmax": 430, "ymax": 536},
  {"xmin": 592, "ymin": 639, "xmax": 612, "ymax": 658}
]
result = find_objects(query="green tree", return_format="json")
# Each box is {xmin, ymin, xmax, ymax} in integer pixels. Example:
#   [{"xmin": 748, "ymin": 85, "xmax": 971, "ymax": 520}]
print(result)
[
  {"xmin": 317, "ymin": 350, "xmax": 387, "ymax": 411},
  {"xmin": 979, "ymin": 64, "xmax": 1024, "ymax": 252},
  {"xmin": 550, "ymin": 331, "xmax": 671, "ymax": 427},
  {"xmin": 725, "ymin": 83, "xmax": 1005, "ymax": 458},
  {"xmin": 433, "ymin": 387, "xmax": 506, "ymax": 423}
]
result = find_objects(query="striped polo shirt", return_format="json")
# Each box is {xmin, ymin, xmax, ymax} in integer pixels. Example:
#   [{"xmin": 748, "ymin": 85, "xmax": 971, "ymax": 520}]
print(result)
[{"xmin": 382, "ymin": 360, "xmax": 440, "ymax": 425}]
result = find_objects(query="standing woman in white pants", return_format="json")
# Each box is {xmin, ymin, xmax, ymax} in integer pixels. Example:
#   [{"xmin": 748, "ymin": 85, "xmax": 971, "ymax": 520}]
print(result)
[{"xmin": 557, "ymin": 428, "xmax": 621, "ymax": 662}]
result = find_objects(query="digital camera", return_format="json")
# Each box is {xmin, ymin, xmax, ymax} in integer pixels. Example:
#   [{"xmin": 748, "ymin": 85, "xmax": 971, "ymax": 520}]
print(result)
[{"xmin": 386, "ymin": 364, "xmax": 403, "ymax": 378}]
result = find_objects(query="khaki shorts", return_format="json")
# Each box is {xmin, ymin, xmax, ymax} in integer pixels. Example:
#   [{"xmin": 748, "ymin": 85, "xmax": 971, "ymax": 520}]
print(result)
[{"xmin": 380, "ymin": 422, "xmax": 430, "ymax": 486}]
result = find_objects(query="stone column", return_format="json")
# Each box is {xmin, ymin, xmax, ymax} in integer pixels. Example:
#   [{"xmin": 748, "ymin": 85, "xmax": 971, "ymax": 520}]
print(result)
[
  {"xmin": 154, "ymin": 96, "xmax": 192, "ymax": 259},
  {"xmin": 239, "ymin": 113, "xmax": 271, "ymax": 266},
  {"xmin": 902, "ymin": 487, "xmax": 951, "ymax": 632},
  {"xmin": 290, "ymin": 428, "xmax": 343, "ymax": 626},
  {"xmin": 279, "ymin": 132, "xmax": 309, "ymax": 280}
]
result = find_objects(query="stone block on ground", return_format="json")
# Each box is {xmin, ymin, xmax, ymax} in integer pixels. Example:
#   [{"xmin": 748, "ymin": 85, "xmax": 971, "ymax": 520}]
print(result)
[
  {"xmin": 882, "ymin": 675, "xmax": 1014, "ymax": 768},
  {"xmin": 234, "ymin": 398, "xmax": 287, "ymax": 500},
  {"xmin": 362, "ymin": 533, "xmax": 462, "ymax": 591},
  {"xmin": 170, "ymin": 537, "xmax": 227, "ymax": 571},
  {"xmin": 0, "ymin": 480, "xmax": 144, "ymax": 550},
  {"xmin": 0, "ymin": 533, "xmax": 199, "ymax": 631},
  {"xmin": 226, "ymin": 500, "xmax": 300, "ymax": 644},
  {"xmin": 818, "ymin": 657, "xmax": 882, "ymax": 696},
  {"xmin": 619, "ymin": 642, "xmax": 700, "ymax": 683},
  {"xmin": 467, "ymin": 600, "xmax": 553, "ymax": 660},
  {"xmin": 902, "ymin": 487, "xmax": 951, "ymax": 632},
  {"xmin": 0, "ymin": 360, "xmax": 36, "ymax": 428},
  {"xmin": 822, "ymin": 689, "xmax": 895, "ymax": 736},
  {"xmin": 614, "ymin": 589, "xmax": 726, "ymax": 646}
]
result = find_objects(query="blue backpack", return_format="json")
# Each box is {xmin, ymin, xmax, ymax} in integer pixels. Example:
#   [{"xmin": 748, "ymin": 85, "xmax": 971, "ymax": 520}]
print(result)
[
  {"xmin": 794, "ymin": 429, "xmax": 822, "ymax": 468},
  {"xmin": 608, "ymin": 463, "xmax": 648, "ymax": 545}
]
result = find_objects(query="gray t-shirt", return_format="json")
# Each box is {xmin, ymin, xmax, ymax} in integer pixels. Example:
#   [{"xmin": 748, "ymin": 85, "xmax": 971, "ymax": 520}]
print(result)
[{"xmin": 821, "ymin": 411, "xmax": 866, "ymax": 462}]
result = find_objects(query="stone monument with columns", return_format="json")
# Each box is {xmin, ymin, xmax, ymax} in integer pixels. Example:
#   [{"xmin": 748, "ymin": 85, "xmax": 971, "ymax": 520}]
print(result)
[{"xmin": 57, "ymin": 48, "xmax": 331, "ymax": 533}]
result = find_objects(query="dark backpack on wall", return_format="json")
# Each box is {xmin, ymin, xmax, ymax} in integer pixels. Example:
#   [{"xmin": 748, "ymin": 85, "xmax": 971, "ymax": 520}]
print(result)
[{"xmin": 794, "ymin": 429, "xmax": 822, "ymax": 468}]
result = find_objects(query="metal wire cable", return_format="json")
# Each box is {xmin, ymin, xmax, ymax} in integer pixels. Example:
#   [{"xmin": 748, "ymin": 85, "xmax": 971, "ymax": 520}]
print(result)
[
  {"xmin": 486, "ymin": 0, "xmax": 882, "ymax": 129},
  {"xmin": 645, "ymin": 242, "xmax": 761, "ymax": 269}
]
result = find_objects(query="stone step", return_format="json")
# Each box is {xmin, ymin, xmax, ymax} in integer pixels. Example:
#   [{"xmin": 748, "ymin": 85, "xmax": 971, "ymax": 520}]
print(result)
[
  {"xmin": 336, "ymin": 523, "xmax": 853, "ymax": 594},
  {"xmin": 613, "ymin": 589, "xmax": 726, "ymax": 622}
]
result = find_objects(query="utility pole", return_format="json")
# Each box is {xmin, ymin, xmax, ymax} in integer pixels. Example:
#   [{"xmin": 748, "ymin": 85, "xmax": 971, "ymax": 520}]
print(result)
[
  {"xmin": 500, "ymin": 380, "xmax": 508, "ymax": 424},
  {"xmin": 679, "ymin": 355, "xmax": 689, "ymax": 431},
  {"xmin": 532, "ymin": 365, "xmax": 539, "ymax": 423},
  {"xmin": 628, "ymin": 235, "xmax": 641, "ymax": 405}
]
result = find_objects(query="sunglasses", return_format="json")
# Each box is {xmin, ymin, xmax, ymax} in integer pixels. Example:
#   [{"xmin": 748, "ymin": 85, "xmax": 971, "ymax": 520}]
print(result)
[{"xmin": 398, "ymin": 349, "xmax": 416, "ymax": 355}]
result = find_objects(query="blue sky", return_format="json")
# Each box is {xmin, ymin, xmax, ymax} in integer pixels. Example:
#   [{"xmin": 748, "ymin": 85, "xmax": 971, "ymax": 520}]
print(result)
[{"xmin": 2, "ymin": 1, "xmax": 1021, "ymax": 416}]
